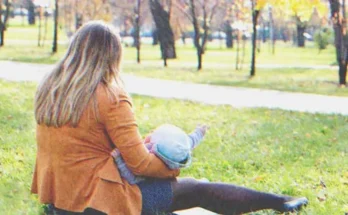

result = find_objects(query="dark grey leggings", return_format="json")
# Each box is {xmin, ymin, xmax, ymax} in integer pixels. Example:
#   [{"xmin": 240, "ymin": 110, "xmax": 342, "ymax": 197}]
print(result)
[
  {"xmin": 47, "ymin": 177, "xmax": 293, "ymax": 215},
  {"xmin": 170, "ymin": 178, "xmax": 291, "ymax": 214}
]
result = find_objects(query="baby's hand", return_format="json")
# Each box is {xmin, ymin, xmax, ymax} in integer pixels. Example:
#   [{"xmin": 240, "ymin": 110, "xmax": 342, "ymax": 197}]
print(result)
[
  {"xmin": 196, "ymin": 124, "xmax": 208, "ymax": 136},
  {"xmin": 144, "ymin": 134, "xmax": 152, "ymax": 144},
  {"xmin": 189, "ymin": 124, "xmax": 208, "ymax": 149},
  {"xmin": 145, "ymin": 142, "xmax": 155, "ymax": 152},
  {"xmin": 111, "ymin": 148, "xmax": 121, "ymax": 159}
]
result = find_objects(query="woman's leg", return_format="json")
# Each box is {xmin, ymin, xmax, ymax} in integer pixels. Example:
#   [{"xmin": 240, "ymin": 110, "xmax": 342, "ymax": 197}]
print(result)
[{"xmin": 169, "ymin": 178, "xmax": 307, "ymax": 214}]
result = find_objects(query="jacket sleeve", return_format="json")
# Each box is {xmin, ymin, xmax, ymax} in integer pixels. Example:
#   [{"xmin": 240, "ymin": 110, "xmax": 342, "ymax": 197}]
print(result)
[{"xmin": 99, "ymin": 89, "xmax": 179, "ymax": 179}]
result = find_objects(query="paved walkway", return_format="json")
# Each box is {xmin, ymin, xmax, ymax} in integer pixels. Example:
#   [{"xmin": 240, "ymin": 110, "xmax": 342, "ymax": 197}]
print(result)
[{"xmin": 1, "ymin": 61, "xmax": 347, "ymax": 116}]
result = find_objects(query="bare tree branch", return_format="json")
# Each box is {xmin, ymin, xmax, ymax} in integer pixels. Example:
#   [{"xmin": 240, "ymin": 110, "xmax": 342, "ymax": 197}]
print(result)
[
  {"xmin": 109, "ymin": 1, "xmax": 134, "ymax": 10},
  {"xmin": 173, "ymin": 1, "xmax": 193, "ymax": 22},
  {"xmin": 208, "ymin": 0, "xmax": 219, "ymax": 23}
]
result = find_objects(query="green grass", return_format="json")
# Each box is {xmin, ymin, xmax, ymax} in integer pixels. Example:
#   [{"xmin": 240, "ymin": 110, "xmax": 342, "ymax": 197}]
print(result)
[
  {"xmin": 0, "ymin": 80, "xmax": 347, "ymax": 214},
  {"xmin": 6, "ymin": 16, "xmax": 68, "ymax": 42},
  {"xmin": 122, "ymin": 41, "xmax": 336, "ymax": 66}
]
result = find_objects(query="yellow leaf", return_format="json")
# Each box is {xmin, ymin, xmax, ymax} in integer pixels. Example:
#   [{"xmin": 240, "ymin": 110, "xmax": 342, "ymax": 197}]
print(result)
[
  {"xmin": 344, "ymin": 172, "xmax": 348, "ymax": 178},
  {"xmin": 253, "ymin": 175, "xmax": 266, "ymax": 182},
  {"xmin": 256, "ymin": 0, "xmax": 268, "ymax": 10}
]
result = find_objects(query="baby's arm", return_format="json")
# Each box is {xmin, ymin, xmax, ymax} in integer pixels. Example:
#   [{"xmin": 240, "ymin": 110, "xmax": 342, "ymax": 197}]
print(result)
[
  {"xmin": 111, "ymin": 149, "xmax": 145, "ymax": 184},
  {"xmin": 188, "ymin": 125, "xmax": 207, "ymax": 149}
]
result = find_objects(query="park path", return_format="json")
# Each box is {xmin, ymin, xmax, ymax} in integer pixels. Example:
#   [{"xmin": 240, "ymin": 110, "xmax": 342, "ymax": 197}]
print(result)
[{"xmin": 0, "ymin": 60, "xmax": 347, "ymax": 116}]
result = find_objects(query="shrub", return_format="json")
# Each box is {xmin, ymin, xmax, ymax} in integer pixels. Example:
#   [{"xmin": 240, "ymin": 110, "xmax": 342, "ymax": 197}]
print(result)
[{"xmin": 313, "ymin": 27, "xmax": 333, "ymax": 51}]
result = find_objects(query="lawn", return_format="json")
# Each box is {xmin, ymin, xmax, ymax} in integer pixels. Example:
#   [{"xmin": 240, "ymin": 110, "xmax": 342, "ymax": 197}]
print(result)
[
  {"xmin": 6, "ymin": 16, "xmax": 68, "ymax": 42},
  {"xmin": 0, "ymin": 80, "xmax": 347, "ymax": 214}
]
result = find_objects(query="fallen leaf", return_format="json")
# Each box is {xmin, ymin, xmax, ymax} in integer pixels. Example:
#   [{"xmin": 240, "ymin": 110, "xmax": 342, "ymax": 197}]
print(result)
[
  {"xmin": 253, "ymin": 175, "xmax": 265, "ymax": 182},
  {"xmin": 317, "ymin": 194, "xmax": 326, "ymax": 202},
  {"xmin": 317, "ymin": 189, "xmax": 327, "ymax": 202},
  {"xmin": 251, "ymin": 120, "xmax": 258, "ymax": 125}
]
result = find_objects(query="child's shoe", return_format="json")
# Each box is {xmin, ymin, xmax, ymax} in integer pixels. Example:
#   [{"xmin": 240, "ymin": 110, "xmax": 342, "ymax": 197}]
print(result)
[{"xmin": 282, "ymin": 197, "xmax": 308, "ymax": 212}]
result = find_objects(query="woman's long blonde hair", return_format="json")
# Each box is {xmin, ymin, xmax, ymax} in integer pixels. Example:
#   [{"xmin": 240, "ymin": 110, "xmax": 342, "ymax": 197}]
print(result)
[{"xmin": 35, "ymin": 21, "xmax": 123, "ymax": 127}]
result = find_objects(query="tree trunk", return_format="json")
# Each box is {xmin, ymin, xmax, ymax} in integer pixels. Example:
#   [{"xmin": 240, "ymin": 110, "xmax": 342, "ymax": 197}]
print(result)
[
  {"xmin": 250, "ymin": 9, "xmax": 260, "ymax": 77},
  {"xmin": 269, "ymin": 6, "xmax": 275, "ymax": 54},
  {"xmin": 241, "ymin": 34, "xmax": 247, "ymax": 70},
  {"xmin": 152, "ymin": 29, "xmax": 159, "ymax": 45},
  {"xmin": 75, "ymin": 14, "xmax": 83, "ymax": 30},
  {"xmin": 197, "ymin": 48, "xmax": 202, "ymax": 70},
  {"xmin": 235, "ymin": 31, "xmax": 240, "ymax": 70},
  {"xmin": 0, "ymin": 2, "xmax": 3, "ymax": 47},
  {"xmin": 52, "ymin": 0, "xmax": 59, "ymax": 53},
  {"xmin": 28, "ymin": 0, "xmax": 36, "ymax": 25},
  {"xmin": 224, "ymin": 21, "xmax": 233, "ymax": 48},
  {"xmin": 261, "ymin": 22, "xmax": 267, "ymax": 43},
  {"xmin": 190, "ymin": 0, "xmax": 202, "ymax": 70},
  {"xmin": 135, "ymin": 0, "xmax": 141, "ymax": 63},
  {"xmin": 38, "ymin": 7, "xmax": 42, "ymax": 47},
  {"xmin": 329, "ymin": 0, "xmax": 348, "ymax": 85},
  {"xmin": 338, "ymin": 61, "xmax": 347, "ymax": 85},
  {"xmin": 296, "ymin": 24, "xmax": 306, "ymax": 47},
  {"xmin": 43, "ymin": 8, "xmax": 49, "ymax": 46},
  {"xmin": 0, "ymin": 0, "xmax": 10, "ymax": 47},
  {"xmin": 149, "ymin": 0, "xmax": 176, "ymax": 67}
]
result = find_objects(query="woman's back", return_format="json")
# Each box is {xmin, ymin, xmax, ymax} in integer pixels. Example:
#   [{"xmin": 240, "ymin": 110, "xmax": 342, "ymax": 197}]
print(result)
[{"xmin": 32, "ymin": 85, "xmax": 142, "ymax": 214}]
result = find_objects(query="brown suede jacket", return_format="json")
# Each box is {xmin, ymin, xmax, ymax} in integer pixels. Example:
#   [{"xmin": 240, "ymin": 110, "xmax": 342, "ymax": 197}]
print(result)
[{"xmin": 31, "ymin": 84, "xmax": 179, "ymax": 215}]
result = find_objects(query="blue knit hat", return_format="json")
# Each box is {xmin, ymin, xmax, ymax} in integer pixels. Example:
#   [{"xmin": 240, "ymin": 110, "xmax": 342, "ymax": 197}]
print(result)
[{"xmin": 151, "ymin": 124, "xmax": 192, "ymax": 169}]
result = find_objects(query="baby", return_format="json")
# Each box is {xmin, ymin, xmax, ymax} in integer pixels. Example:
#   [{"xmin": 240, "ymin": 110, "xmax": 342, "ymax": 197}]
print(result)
[{"xmin": 111, "ymin": 124, "xmax": 207, "ymax": 184}]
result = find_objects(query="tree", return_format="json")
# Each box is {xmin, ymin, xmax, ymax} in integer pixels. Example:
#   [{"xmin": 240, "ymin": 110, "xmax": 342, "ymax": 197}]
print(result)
[
  {"xmin": 219, "ymin": 1, "xmax": 234, "ymax": 49},
  {"xmin": 178, "ymin": 0, "xmax": 219, "ymax": 70},
  {"xmin": 38, "ymin": 6, "xmax": 43, "ymax": 47},
  {"xmin": 223, "ymin": 20, "xmax": 233, "ymax": 48},
  {"xmin": 250, "ymin": 0, "xmax": 267, "ymax": 77},
  {"xmin": 268, "ymin": 5, "xmax": 275, "ymax": 54},
  {"xmin": 0, "ymin": 0, "xmax": 11, "ymax": 47},
  {"xmin": 231, "ymin": 0, "xmax": 250, "ymax": 70},
  {"xmin": 27, "ymin": 0, "xmax": 35, "ymax": 25},
  {"xmin": 329, "ymin": 0, "xmax": 347, "ymax": 86},
  {"xmin": 149, "ymin": 0, "xmax": 176, "ymax": 67},
  {"xmin": 62, "ymin": 0, "xmax": 113, "ymax": 33},
  {"xmin": 271, "ymin": 0, "xmax": 326, "ymax": 48},
  {"xmin": 134, "ymin": 0, "xmax": 142, "ymax": 63},
  {"xmin": 52, "ymin": 0, "xmax": 58, "ymax": 53},
  {"xmin": 111, "ymin": 0, "xmax": 151, "ymax": 63}
]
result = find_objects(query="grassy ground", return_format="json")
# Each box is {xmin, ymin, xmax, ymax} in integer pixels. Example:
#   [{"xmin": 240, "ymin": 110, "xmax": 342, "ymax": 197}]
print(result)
[
  {"xmin": 6, "ymin": 16, "xmax": 68, "ymax": 42},
  {"xmin": 0, "ymin": 80, "xmax": 347, "ymax": 214}
]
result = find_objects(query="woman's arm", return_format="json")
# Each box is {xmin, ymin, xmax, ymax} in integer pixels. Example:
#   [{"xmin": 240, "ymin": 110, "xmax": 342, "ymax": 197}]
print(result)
[{"xmin": 99, "ymin": 89, "xmax": 179, "ymax": 178}]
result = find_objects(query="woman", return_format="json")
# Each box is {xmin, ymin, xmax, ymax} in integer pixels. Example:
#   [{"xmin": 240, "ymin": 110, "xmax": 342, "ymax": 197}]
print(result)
[{"xmin": 32, "ymin": 21, "xmax": 308, "ymax": 215}]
